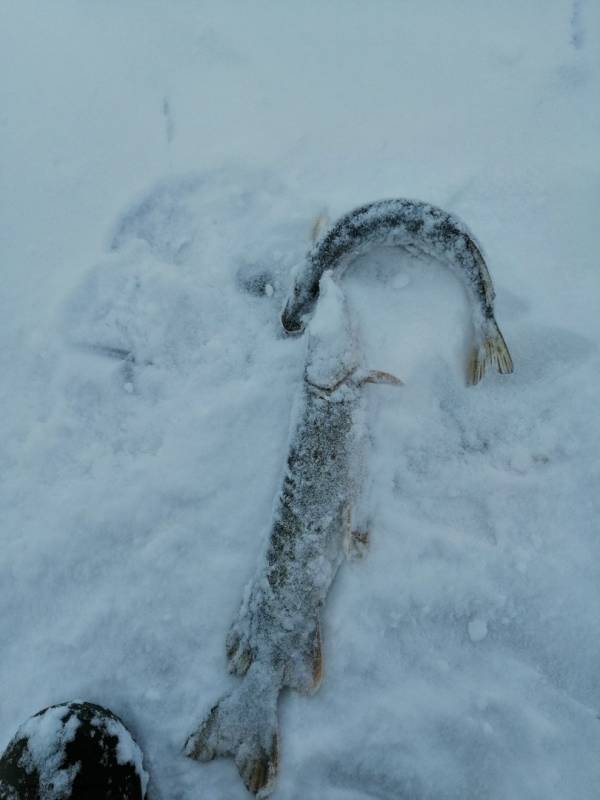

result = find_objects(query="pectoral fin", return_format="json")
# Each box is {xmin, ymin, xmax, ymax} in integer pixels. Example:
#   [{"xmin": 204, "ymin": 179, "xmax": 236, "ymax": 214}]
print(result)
[{"xmin": 358, "ymin": 369, "xmax": 403, "ymax": 386}]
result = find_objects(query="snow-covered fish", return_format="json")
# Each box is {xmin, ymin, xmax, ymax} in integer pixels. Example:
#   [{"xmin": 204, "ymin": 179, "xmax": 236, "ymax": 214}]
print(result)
[
  {"xmin": 281, "ymin": 199, "xmax": 513, "ymax": 385},
  {"xmin": 185, "ymin": 273, "xmax": 400, "ymax": 797}
]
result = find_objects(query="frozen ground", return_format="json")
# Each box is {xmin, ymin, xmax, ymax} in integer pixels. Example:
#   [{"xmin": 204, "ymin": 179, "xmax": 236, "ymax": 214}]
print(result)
[{"xmin": 1, "ymin": 1, "xmax": 600, "ymax": 798}]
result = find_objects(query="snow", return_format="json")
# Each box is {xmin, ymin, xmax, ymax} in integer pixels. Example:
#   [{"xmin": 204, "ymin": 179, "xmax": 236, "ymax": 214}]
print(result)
[
  {"xmin": 468, "ymin": 618, "xmax": 488, "ymax": 643},
  {"xmin": 1, "ymin": 1, "xmax": 600, "ymax": 799},
  {"xmin": 305, "ymin": 273, "xmax": 358, "ymax": 389}
]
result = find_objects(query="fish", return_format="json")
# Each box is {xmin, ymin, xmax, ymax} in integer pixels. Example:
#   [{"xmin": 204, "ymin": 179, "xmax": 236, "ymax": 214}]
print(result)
[
  {"xmin": 184, "ymin": 271, "xmax": 400, "ymax": 797},
  {"xmin": 280, "ymin": 199, "xmax": 513, "ymax": 385}
]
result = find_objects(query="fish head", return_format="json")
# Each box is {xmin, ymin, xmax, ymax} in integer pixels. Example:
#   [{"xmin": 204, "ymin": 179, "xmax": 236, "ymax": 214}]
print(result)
[
  {"xmin": 280, "ymin": 268, "xmax": 319, "ymax": 335},
  {"xmin": 304, "ymin": 272, "xmax": 360, "ymax": 391}
]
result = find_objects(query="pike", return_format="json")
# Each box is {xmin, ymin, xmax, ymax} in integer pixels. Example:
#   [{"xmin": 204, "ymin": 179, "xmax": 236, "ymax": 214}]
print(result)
[
  {"xmin": 185, "ymin": 271, "xmax": 400, "ymax": 797},
  {"xmin": 281, "ymin": 199, "xmax": 513, "ymax": 385}
]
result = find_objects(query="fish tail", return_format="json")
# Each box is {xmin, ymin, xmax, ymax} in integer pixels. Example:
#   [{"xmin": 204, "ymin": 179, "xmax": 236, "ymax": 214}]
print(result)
[
  {"xmin": 468, "ymin": 318, "xmax": 514, "ymax": 385},
  {"xmin": 185, "ymin": 666, "xmax": 279, "ymax": 798}
]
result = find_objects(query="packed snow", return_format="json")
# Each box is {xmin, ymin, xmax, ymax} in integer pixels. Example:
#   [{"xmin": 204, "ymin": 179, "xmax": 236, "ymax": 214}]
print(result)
[{"xmin": 1, "ymin": 1, "xmax": 599, "ymax": 799}]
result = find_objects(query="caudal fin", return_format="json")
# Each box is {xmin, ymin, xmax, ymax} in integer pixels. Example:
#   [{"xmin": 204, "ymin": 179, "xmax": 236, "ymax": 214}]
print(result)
[
  {"xmin": 185, "ymin": 668, "xmax": 279, "ymax": 798},
  {"xmin": 468, "ymin": 319, "xmax": 513, "ymax": 385}
]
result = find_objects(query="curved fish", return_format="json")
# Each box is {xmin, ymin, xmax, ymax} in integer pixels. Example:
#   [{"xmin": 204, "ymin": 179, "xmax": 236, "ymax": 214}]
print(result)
[
  {"xmin": 281, "ymin": 199, "xmax": 513, "ymax": 384},
  {"xmin": 185, "ymin": 273, "xmax": 400, "ymax": 797}
]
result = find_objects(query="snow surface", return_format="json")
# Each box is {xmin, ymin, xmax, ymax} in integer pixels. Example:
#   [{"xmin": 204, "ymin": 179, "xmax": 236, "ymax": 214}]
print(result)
[
  {"xmin": 1, "ymin": 1, "xmax": 600, "ymax": 799},
  {"xmin": 305, "ymin": 272, "xmax": 358, "ymax": 389}
]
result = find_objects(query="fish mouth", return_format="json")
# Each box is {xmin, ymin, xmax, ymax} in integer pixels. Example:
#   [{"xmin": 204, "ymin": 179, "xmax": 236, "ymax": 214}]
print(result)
[{"xmin": 280, "ymin": 311, "xmax": 304, "ymax": 335}]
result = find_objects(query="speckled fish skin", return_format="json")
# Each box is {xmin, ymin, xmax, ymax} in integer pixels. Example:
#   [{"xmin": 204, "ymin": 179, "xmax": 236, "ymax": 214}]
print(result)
[
  {"xmin": 281, "ymin": 199, "xmax": 513, "ymax": 384},
  {"xmin": 185, "ymin": 277, "xmax": 377, "ymax": 798},
  {"xmin": 230, "ymin": 363, "xmax": 362, "ymax": 687}
]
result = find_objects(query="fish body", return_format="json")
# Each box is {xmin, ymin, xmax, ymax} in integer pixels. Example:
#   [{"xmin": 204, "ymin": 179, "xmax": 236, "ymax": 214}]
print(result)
[
  {"xmin": 185, "ymin": 274, "xmax": 395, "ymax": 797},
  {"xmin": 281, "ymin": 199, "xmax": 513, "ymax": 384}
]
